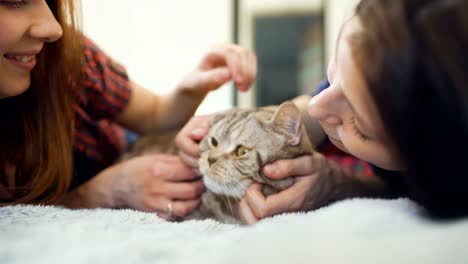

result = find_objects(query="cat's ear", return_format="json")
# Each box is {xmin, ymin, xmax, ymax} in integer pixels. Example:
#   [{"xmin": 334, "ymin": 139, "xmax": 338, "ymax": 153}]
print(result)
[{"xmin": 270, "ymin": 101, "xmax": 302, "ymax": 145}]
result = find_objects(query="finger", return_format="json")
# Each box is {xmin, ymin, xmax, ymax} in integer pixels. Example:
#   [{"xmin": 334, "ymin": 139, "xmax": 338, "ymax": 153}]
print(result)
[
  {"xmin": 189, "ymin": 116, "xmax": 210, "ymax": 141},
  {"xmin": 206, "ymin": 45, "xmax": 244, "ymax": 88},
  {"xmin": 243, "ymin": 52, "xmax": 257, "ymax": 90},
  {"xmin": 143, "ymin": 196, "xmax": 200, "ymax": 218},
  {"xmin": 237, "ymin": 51, "xmax": 256, "ymax": 91},
  {"xmin": 239, "ymin": 197, "xmax": 258, "ymax": 225},
  {"xmin": 263, "ymin": 155, "xmax": 319, "ymax": 180},
  {"xmin": 175, "ymin": 134, "xmax": 201, "ymax": 159},
  {"xmin": 179, "ymin": 151, "xmax": 200, "ymax": 169},
  {"xmin": 175, "ymin": 119, "xmax": 209, "ymax": 158},
  {"xmin": 231, "ymin": 47, "xmax": 251, "ymax": 91},
  {"xmin": 172, "ymin": 199, "xmax": 201, "ymax": 218},
  {"xmin": 243, "ymin": 183, "xmax": 268, "ymax": 219},
  {"xmin": 156, "ymin": 212, "xmax": 178, "ymax": 221},
  {"xmin": 161, "ymin": 180, "xmax": 205, "ymax": 200},
  {"xmin": 196, "ymin": 67, "xmax": 232, "ymax": 92},
  {"xmin": 152, "ymin": 157, "xmax": 199, "ymax": 182},
  {"xmin": 246, "ymin": 176, "xmax": 317, "ymax": 218}
]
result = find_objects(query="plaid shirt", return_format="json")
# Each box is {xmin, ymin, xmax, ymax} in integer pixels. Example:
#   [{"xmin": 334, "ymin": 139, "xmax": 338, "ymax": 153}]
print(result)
[{"xmin": 73, "ymin": 38, "xmax": 131, "ymax": 177}]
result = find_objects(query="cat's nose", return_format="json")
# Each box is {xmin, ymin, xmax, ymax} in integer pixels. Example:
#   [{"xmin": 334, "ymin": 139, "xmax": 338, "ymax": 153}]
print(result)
[{"xmin": 208, "ymin": 157, "xmax": 217, "ymax": 166}]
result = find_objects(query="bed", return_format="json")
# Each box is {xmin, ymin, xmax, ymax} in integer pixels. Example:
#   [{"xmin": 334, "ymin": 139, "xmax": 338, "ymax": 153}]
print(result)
[{"xmin": 0, "ymin": 198, "xmax": 466, "ymax": 264}]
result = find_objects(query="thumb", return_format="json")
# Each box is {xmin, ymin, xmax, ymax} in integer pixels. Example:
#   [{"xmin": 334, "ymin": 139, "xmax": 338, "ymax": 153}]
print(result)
[
  {"xmin": 191, "ymin": 127, "xmax": 208, "ymax": 141},
  {"xmin": 194, "ymin": 67, "xmax": 231, "ymax": 92},
  {"xmin": 190, "ymin": 116, "xmax": 210, "ymax": 140}
]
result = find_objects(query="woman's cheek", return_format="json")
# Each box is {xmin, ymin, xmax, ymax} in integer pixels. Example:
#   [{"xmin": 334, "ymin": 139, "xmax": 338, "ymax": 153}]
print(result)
[
  {"xmin": 338, "ymin": 126, "xmax": 400, "ymax": 170},
  {"xmin": 337, "ymin": 125, "xmax": 373, "ymax": 162}
]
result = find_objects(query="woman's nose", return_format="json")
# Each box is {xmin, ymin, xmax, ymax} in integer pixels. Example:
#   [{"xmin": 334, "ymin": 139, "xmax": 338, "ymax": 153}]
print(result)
[
  {"xmin": 308, "ymin": 86, "xmax": 344, "ymax": 126},
  {"xmin": 29, "ymin": 2, "xmax": 63, "ymax": 42}
]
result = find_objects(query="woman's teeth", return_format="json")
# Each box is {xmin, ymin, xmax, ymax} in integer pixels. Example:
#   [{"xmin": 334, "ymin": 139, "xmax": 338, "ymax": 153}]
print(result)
[{"xmin": 4, "ymin": 55, "xmax": 35, "ymax": 63}]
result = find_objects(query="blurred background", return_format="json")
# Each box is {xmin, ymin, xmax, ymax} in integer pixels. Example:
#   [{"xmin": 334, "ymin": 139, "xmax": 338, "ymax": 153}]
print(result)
[{"xmin": 82, "ymin": 0, "xmax": 360, "ymax": 114}]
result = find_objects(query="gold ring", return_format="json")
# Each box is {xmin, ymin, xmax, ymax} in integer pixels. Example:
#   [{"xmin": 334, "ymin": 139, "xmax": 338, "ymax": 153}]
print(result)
[{"xmin": 166, "ymin": 201, "xmax": 174, "ymax": 216}]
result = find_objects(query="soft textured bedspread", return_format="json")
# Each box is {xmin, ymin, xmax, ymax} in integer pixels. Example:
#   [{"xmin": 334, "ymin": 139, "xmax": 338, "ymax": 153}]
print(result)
[{"xmin": 0, "ymin": 198, "xmax": 467, "ymax": 264}]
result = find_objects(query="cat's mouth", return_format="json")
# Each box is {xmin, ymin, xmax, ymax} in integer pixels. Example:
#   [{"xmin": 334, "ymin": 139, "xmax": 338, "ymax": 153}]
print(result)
[{"xmin": 203, "ymin": 176, "xmax": 251, "ymax": 199}]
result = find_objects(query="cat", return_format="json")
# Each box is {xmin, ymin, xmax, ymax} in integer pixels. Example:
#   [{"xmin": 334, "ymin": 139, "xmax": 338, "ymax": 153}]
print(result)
[{"xmin": 121, "ymin": 101, "xmax": 315, "ymax": 224}]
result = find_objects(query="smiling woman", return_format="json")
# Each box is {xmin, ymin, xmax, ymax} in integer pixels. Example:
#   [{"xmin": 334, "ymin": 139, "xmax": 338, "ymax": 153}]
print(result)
[
  {"xmin": 0, "ymin": 0, "xmax": 81, "ymax": 204},
  {"xmin": 0, "ymin": 0, "xmax": 258, "ymax": 218}
]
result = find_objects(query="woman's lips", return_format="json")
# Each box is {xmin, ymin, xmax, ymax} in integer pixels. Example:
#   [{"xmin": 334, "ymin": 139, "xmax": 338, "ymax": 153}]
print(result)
[{"xmin": 3, "ymin": 54, "xmax": 37, "ymax": 71}]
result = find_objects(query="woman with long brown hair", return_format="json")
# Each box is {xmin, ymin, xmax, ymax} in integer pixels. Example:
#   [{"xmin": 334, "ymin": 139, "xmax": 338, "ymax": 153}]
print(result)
[
  {"xmin": 0, "ymin": 0, "xmax": 257, "ymax": 219},
  {"xmin": 177, "ymin": 0, "xmax": 468, "ymax": 223}
]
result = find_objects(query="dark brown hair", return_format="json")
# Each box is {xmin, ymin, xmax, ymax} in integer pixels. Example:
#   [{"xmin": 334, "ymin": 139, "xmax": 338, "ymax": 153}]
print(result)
[
  {"xmin": 0, "ymin": 0, "xmax": 82, "ymax": 204},
  {"xmin": 352, "ymin": 0, "xmax": 468, "ymax": 218}
]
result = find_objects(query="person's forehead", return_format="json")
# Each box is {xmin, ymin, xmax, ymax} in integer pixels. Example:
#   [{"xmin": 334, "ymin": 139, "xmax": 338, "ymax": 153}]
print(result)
[
  {"xmin": 339, "ymin": 18, "xmax": 388, "ymax": 139},
  {"xmin": 341, "ymin": 17, "xmax": 361, "ymax": 42}
]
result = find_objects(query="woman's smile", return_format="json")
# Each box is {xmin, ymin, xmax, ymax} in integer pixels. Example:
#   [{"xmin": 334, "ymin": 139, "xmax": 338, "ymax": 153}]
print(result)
[{"xmin": 3, "ymin": 50, "xmax": 40, "ymax": 71}]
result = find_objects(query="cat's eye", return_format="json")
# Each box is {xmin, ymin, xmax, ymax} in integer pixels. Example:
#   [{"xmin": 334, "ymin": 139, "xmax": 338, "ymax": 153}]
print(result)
[
  {"xmin": 210, "ymin": 137, "xmax": 218, "ymax": 147},
  {"xmin": 235, "ymin": 145, "xmax": 249, "ymax": 157}
]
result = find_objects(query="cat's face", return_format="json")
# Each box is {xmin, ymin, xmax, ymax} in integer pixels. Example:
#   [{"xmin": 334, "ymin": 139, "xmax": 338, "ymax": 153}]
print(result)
[{"xmin": 199, "ymin": 102, "xmax": 313, "ymax": 198}]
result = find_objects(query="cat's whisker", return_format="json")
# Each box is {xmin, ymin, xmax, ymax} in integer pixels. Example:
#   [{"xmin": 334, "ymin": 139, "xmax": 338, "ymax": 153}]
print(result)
[
  {"xmin": 231, "ymin": 178, "xmax": 249, "ymax": 193},
  {"xmin": 229, "ymin": 178, "xmax": 247, "ymax": 201},
  {"xmin": 224, "ymin": 182, "xmax": 236, "ymax": 217}
]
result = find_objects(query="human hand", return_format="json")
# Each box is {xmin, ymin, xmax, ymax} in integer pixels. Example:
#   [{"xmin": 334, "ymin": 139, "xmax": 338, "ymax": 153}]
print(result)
[
  {"xmin": 239, "ymin": 153, "xmax": 329, "ymax": 225},
  {"xmin": 175, "ymin": 114, "xmax": 212, "ymax": 169},
  {"xmin": 176, "ymin": 44, "xmax": 257, "ymax": 95},
  {"xmin": 102, "ymin": 155, "xmax": 205, "ymax": 220}
]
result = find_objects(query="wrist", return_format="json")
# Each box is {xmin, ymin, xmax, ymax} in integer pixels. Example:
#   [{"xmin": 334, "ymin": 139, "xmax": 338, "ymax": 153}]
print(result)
[
  {"xmin": 60, "ymin": 165, "xmax": 121, "ymax": 209},
  {"xmin": 176, "ymin": 85, "xmax": 208, "ymax": 102}
]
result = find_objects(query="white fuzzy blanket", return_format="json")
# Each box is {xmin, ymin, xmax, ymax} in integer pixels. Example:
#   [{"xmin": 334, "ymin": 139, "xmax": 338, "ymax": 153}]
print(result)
[{"xmin": 1, "ymin": 198, "xmax": 467, "ymax": 264}]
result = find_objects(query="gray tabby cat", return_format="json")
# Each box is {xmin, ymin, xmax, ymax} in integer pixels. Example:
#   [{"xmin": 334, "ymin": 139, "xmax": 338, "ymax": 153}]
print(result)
[{"xmin": 122, "ymin": 101, "xmax": 314, "ymax": 224}]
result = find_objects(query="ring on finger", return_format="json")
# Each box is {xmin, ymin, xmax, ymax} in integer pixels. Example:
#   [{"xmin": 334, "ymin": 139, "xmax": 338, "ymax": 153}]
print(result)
[{"xmin": 166, "ymin": 201, "xmax": 174, "ymax": 216}]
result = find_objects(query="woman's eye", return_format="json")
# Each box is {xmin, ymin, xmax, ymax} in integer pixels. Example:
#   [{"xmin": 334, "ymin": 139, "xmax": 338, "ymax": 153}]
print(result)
[
  {"xmin": 235, "ymin": 145, "xmax": 249, "ymax": 157},
  {"xmin": 0, "ymin": 0, "xmax": 27, "ymax": 8},
  {"xmin": 350, "ymin": 117, "xmax": 370, "ymax": 142},
  {"xmin": 210, "ymin": 137, "xmax": 218, "ymax": 147}
]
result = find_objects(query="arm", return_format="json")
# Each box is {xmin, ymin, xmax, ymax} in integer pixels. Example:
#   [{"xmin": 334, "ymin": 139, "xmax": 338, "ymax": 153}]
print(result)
[
  {"xmin": 115, "ymin": 81, "xmax": 208, "ymax": 134},
  {"xmin": 60, "ymin": 154, "xmax": 204, "ymax": 220},
  {"xmin": 116, "ymin": 44, "xmax": 257, "ymax": 135}
]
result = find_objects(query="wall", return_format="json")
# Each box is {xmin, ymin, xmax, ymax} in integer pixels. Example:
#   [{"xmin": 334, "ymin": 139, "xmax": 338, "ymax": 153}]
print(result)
[
  {"xmin": 237, "ymin": 0, "xmax": 323, "ymax": 108},
  {"xmin": 81, "ymin": 0, "xmax": 233, "ymax": 114},
  {"xmin": 324, "ymin": 0, "xmax": 360, "ymax": 62}
]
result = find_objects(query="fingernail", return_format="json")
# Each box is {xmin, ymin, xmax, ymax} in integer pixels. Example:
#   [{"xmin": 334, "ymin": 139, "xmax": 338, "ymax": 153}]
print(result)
[
  {"xmin": 264, "ymin": 165, "xmax": 275, "ymax": 176},
  {"xmin": 192, "ymin": 128, "xmax": 207, "ymax": 137},
  {"xmin": 324, "ymin": 116, "xmax": 341, "ymax": 125}
]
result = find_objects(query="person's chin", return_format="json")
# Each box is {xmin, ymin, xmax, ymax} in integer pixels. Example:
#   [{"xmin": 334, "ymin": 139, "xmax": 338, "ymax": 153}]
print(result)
[{"xmin": 0, "ymin": 79, "xmax": 31, "ymax": 99}]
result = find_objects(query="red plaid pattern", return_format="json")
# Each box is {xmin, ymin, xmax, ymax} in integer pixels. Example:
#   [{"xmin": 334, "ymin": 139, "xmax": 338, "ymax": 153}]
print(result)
[
  {"xmin": 73, "ymin": 38, "xmax": 131, "ymax": 170},
  {"xmin": 319, "ymin": 140, "xmax": 375, "ymax": 177}
]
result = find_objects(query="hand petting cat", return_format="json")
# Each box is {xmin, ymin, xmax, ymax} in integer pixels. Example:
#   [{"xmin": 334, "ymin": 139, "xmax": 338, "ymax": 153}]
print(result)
[
  {"xmin": 62, "ymin": 154, "xmax": 205, "ymax": 220},
  {"xmin": 176, "ymin": 44, "xmax": 257, "ymax": 96},
  {"xmin": 239, "ymin": 153, "xmax": 388, "ymax": 224},
  {"xmin": 175, "ymin": 115, "xmax": 211, "ymax": 169}
]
